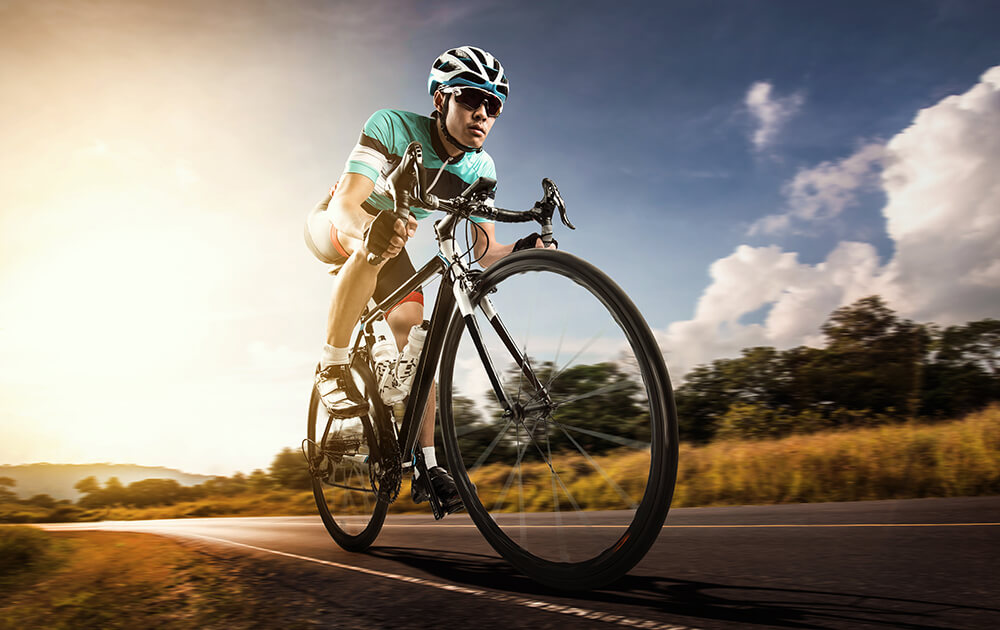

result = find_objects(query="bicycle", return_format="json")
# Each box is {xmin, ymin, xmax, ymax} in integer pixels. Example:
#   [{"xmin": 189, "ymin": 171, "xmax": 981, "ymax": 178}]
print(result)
[{"xmin": 304, "ymin": 141, "xmax": 679, "ymax": 590}]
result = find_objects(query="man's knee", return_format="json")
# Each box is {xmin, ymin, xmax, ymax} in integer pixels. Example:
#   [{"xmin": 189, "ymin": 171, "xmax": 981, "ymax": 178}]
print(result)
[{"xmin": 388, "ymin": 301, "xmax": 423, "ymax": 329}]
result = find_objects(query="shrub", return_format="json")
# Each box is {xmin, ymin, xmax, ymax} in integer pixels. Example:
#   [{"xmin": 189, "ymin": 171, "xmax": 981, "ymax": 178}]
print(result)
[{"xmin": 0, "ymin": 526, "xmax": 52, "ymax": 576}]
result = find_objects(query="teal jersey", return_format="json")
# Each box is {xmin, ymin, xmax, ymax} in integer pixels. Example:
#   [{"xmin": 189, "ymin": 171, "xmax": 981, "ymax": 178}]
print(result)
[{"xmin": 343, "ymin": 109, "xmax": 497, "ymax": 223}]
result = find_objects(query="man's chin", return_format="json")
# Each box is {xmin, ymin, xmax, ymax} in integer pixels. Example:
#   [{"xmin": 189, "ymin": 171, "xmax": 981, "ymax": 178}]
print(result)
[{"xmin": 461, "ymin": 132, "xmax": 486, "ymax": 149}]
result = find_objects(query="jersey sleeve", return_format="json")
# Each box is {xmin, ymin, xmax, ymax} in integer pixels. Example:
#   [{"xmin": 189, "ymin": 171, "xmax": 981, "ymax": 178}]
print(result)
[
  {"xmin": 343, "ymin": 109, "xmax": 395, "ymax": 184},
  {"xmin": 469, "ymin": 154, "xmax": 497, "ymax": 224}
]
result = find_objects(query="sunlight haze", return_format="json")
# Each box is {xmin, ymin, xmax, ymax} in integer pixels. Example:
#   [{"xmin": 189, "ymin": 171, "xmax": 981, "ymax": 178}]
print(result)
[{"xmin": 3, "ymin": 0, "xmax": 999, "ymax": 476}]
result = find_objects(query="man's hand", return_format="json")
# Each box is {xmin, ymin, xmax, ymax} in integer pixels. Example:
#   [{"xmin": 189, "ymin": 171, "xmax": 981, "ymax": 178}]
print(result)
[
  {"xmin": 513, "ymin": 232, "xmax": 558, "ymax": 252},
  {"xmin": 365, "ymin": 211, "xmax": 418, "ymax": 259}
]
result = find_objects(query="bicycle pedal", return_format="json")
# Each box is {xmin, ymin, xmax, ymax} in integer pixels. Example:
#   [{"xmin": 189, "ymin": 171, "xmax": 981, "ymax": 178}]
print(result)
[{"xmin": 410, "ymin": 469, "xmax": 463, "ymax": 520}]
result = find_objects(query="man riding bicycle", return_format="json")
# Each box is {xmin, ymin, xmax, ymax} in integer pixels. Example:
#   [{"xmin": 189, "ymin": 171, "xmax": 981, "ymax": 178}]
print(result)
[{"xmin": 305, "ymin": 46, "xmax": 552, "ymax": 513}]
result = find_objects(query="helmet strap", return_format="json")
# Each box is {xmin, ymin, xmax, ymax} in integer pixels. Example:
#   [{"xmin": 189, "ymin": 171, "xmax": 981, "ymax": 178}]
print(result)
[{"xmin": 435, "ymin": 96, "xmax": 482, "ymax": 154}]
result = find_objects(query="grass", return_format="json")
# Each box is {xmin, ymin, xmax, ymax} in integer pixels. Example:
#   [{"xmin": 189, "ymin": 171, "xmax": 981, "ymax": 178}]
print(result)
[
  {"xmin": 671, "ymin": 404, "xmax": 1000, "ymax": 507},
  {"xmin": 0, "ymin": 526, "xmax": 67, "ymax": 593},
  {"xmin": 3, "ymin": 407, "xmax": 998, "ymax": 525},
  {"xmin": 0, "ymin": 528, "xmax": 341, "ymax": 629}
]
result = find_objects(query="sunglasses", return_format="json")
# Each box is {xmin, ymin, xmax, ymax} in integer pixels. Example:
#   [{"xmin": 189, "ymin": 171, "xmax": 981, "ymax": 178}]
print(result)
[{"xmin": 447, "ymin": 87, "xmax": 503, "ymax": 118}]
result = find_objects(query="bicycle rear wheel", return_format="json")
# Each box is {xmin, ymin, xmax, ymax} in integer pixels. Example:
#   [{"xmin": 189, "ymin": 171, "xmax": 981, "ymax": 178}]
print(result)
[
  {"xmin": 307, "ymin": 360, "xmax": 389, "ymax": 552},
  {"xmin": 439, "ymin": 249, "xmax": 678, "ymax": 590}
]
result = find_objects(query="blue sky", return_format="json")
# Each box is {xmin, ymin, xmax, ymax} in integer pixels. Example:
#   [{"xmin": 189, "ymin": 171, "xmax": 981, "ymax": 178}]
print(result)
[{"xmin": 2, "ymin": 0, "xmax": 998, "ymax": 474}]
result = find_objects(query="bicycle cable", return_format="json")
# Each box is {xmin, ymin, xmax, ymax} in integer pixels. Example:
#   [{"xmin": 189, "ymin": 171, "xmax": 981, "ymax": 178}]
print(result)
[{"xmin": 463, "ymin": 215, "xmax": 490, "ymax": 268}]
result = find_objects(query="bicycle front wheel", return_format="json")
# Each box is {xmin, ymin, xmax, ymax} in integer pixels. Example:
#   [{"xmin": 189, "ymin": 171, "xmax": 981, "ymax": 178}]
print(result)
[
  {"xmin": 439, "ymin": 249, "xmax": 678, "ymax": 590},
  {"xmin": 308, "ymin": 360, "xmax": 389, "ymax": 552}
]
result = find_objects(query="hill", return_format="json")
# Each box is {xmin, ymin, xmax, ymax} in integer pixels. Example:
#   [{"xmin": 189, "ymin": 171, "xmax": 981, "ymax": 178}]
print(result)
[{"xmin": 0, "ymin": 463, "xmax": 213, "ymax": 500}]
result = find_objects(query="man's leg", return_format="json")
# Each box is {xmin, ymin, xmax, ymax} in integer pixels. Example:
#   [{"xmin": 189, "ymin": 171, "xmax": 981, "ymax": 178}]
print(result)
[
  {"xmin": 385, "ymin": 301, "xmax": 437, "ymax": 451},
  {"xmin": 317, "ymin": 247, "xmax": 383, "ymax": 417},
  {"xmin": 388, "ymin": 302, "xmax": 461, "ymax": 513},
  {"xmin": 328, "ymin": 249, "xmax": 381, "ymax": 347}
]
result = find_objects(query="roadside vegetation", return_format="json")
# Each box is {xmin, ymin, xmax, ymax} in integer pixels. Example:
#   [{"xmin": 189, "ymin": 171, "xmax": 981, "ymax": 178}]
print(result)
[
  {"xmin": 2, "ymin": 406, "xmax": 997, "ymax": 521},
  {"xmin": 0, "ymin": 527, "xmax": 333, "ymax": 629},
  {"xmin": 1, "ymin": 295, "xmax": 996, "ymax": 522}
]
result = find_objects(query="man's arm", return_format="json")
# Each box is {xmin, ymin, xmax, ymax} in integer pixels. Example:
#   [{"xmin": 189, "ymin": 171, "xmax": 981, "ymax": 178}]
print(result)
[
  {"xmin": 472, "ymin": 222, "xmax": 554, "ymax": 268},
  {"xmin": 328, "ymin": 173, "xmax": 377, "ymax": 242},
  {"xmin": 328, "ymin": 173, "xmax": 416, "ymax": 258}
]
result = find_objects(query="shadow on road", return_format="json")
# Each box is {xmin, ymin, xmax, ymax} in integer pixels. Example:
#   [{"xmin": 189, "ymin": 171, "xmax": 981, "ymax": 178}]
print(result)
[{"xmin": 369, "ymin": 546, "xmax": 999, "ymax": 629}]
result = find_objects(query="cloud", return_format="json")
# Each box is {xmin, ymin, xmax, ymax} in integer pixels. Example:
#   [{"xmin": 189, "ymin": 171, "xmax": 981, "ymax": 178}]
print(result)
[
  {"xmin": 749, "ymin": 142, "xmax": 885, "ymax": 235},
  {"xmin": 662, "ymin": 65, "xmax": 1000, "ymax": 381},
  {"xmin": 745, "ymin": 81, "xmax": 805, "ymax": 151},
  {"xmin": 880, "ymin": 64, "xmax": 1000, "ymax": 322}
]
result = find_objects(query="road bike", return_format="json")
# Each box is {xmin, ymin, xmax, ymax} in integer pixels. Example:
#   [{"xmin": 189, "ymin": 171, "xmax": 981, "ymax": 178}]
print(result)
[{"xmin": 304, "ymin": 142, "xmax": 679, "ymax": 590}]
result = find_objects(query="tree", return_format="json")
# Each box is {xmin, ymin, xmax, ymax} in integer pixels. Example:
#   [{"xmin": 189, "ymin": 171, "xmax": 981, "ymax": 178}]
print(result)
[
  {"xmin": 75, "ymin": 476, "xmax": 105, "ymax": 508},
  {"xmin": 248, "ymin": 469, "xmax": 273, "ymax": 492},
  {"xmin": 269, "ymin": 447, "xmax": 312, "ymax": 490},
  {"xmin": 674, "ymin": 362, "xmax": 733, "ymax": 443},
  {"xmin": 923, "ymin": 319, "xmax": 1000, "ymax": 416},
  {"xmin": 103, "ymin": 477, "xmax": 126, "ymax": 506},
  {"xmin": 818, "ymin": 296, "xmax": 929, "ymax": 417},
  {"xmin": 125, "ymin": 479, "xmax": 183, "ymax": 507},
  {"xmin": 26, "ymin": 494, "xmax": 57, "ymax": 509},
  {"xmin": 0, "ymin": 476, "xmax": 17, "ymax": 502}
]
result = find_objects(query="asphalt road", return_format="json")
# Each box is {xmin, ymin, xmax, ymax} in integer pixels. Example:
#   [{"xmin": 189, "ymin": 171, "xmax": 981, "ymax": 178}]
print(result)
[{"xmin": 42, "ymin": 496, "xmax": 1000, "ymax": 630}]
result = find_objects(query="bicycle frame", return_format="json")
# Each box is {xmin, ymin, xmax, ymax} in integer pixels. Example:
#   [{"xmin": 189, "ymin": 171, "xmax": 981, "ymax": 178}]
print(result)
[{"xmin": 352, "ymin": 212, "xmax": 547, "ymax": 463}]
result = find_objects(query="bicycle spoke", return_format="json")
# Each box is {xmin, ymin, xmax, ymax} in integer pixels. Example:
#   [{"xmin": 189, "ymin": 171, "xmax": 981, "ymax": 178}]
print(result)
[
  {"xmin": 554, "ymin": 423, "xmax": 649, "ymax": 450},
  {"xmin": 519, "ymin": 414, "xmax": 590, "ymax": 522},
  {"xmin": 557, "ymin": 424, "xmax": 638, "ymax": 509},
  {"xmin": 470, "ymin": 417, "xmax": 514, "ymax": 473},
  {"xmin": 455, "ymin": 422, "xmax": 493, "ymax": 437},
  {"xmin": 491, "ymin": 430, "xmax": 531, "ymax": 512},
  {"xmin": 553, "ymin": 377, "xmax": 636, "ymax": 406},
  {"xmin": 543, "ymin": 328, "xmax": 609, "ymax": 392},
  {"xmin": 516, "ymin": 424, "xmax": 525, "ymax": 543},
  {"xmin": 440, "ymin": 253, "xmax": 677, "ymax": 586},
  {"xmin": 546, "ymin": 428, "xmax": 569, "ymax": 562}
]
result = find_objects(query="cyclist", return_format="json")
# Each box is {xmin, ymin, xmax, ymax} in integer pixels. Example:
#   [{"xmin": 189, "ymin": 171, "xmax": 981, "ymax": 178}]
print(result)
[{"xmin": 305, "ymin": 45, "xmax": 552, "ymax": 512}]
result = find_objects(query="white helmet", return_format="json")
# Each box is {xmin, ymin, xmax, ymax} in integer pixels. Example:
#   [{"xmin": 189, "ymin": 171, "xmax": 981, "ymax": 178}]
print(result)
[{"xmin": 428, "ymin": 46, "xmax": 509, "ymax": 103}]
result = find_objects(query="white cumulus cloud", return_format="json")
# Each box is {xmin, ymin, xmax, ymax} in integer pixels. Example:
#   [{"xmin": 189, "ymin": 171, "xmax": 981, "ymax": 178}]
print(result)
[
  {"xmin": 662, "ymin": 66, "xmax": 1000, "ymax": 381},
  {"xmin": 749, "ymin": 142, "xmax": 885, "ymax": 235},
  {"xmin": 745, "ymin": 81, "xmax": 805, "ymax": 152}
]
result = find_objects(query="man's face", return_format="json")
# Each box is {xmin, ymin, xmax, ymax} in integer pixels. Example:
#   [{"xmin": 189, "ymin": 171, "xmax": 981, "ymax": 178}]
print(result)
[{"xmin": 437, "ymin": 90, "xmax": 497, "ymax": 151}]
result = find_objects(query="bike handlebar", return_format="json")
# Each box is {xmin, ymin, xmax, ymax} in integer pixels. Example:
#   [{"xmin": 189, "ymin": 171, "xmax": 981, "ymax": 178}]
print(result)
[{"xmin": 366, "ymin": 141, "xmax": 574, "ymax": 265}]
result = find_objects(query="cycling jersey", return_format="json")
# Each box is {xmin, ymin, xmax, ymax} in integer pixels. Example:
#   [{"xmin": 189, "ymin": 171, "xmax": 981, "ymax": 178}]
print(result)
[
  {"xmin": 345, "ymin": 109, "xmax": 497, "ymax": 223},
  {"xmin": 305, "ymin": 108, "xmax": 499, "ymax": 310}
]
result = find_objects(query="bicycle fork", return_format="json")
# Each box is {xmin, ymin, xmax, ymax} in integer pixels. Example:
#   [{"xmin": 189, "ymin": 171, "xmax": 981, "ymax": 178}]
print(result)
[{"xmin": 454, "ymin": 287, "xmax": 551, "ymax": 417}]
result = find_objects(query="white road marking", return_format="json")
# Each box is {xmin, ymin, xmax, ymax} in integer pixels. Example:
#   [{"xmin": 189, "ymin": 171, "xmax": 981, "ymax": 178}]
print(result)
[{"xmin": 179, "ymin": 532, "xmax": 703, "ymax": 630}]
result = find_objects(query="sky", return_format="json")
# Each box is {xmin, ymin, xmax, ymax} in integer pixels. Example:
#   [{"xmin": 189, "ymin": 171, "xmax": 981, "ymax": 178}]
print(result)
[{"xmin": 2, "ymin": 0, "xmax": 999, "ymax": 475}]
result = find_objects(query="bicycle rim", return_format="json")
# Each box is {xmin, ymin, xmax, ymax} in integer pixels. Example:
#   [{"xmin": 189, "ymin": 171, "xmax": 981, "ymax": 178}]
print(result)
[
  {"xmin": 308, "ymin": 360, "xmax": 389, "ymax": 552},
  {"xmin": 439, "ymin": 250, "xmax": 678, "ymax": 590}
]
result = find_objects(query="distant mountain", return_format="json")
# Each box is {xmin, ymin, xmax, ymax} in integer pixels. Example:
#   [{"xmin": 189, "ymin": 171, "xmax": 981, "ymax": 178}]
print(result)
[{"xmin": 0, "ymin": 463, "xmax": 214, "ymax": 501}]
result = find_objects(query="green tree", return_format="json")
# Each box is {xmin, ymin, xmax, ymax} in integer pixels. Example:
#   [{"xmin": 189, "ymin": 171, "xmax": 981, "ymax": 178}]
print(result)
[
  {"xmin": 544, "ymin": 362, "xmax": 649, "ymax": 454},
  {"xmin": 269, "ymin": 447, "xmax": 312, "ymax": 490},
  {"xmin": 75, "ymin": 476, "xmax": 105, "ymax": 508},
  {"xmin": 103, "ymin": 477, "xmax": 126, "ymax": 506},
  {"xmin": 924, "ymin": 319, "xmax": 1000, "ymax": 416},
  {"xmin": 674, "ymin": 362, "xmax": 732, "ymax": 443},
  {"xmin": 125, "ymin": 479, "xmax": 183, "ymax": 507},
  {"xmin": 26, "ymin": 494, "xmax": 57, "ymax": 509},
  {"xmin": 818, "ymin": 296, "xmax": 929, "ymax": 418},
  {"xmin": 248, "ymin": 469, "xmax": 273, "ymax": 492}
]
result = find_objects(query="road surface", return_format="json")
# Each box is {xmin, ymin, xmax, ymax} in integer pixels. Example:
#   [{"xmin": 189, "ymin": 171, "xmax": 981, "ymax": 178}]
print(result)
[{"xmin": 42, "ymin": 496, "xmax": 1000, "ymax": 629}]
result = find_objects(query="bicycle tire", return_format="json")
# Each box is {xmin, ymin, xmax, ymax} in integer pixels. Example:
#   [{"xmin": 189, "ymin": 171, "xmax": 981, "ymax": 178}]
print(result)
[
  {"xmin": 439, "ymin": 249, "xmax": 678, "ymax": 590},
  {"xmin": 308, "ymin": 359, "xmax": 389, "ymax": 552}
]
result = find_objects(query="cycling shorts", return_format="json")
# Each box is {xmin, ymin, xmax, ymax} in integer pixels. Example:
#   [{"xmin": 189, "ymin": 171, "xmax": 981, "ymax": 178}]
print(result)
[{"xmin": 304, "ymin": 195, "xmax": 423, "ymax": 312}]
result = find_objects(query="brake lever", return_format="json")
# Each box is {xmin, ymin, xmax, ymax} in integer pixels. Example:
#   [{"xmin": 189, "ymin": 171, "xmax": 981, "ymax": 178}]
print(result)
[
  {"xmin": 368, "ymin": 142, "xmax": 424, "ymax": 266},
  {"xmin": 541, "ymin": 178, "xmax": 576, "ymax": 231}
]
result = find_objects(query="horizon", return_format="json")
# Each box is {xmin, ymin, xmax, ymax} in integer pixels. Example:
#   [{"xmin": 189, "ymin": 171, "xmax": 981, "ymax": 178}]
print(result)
[{"xmin": 2, "ymin": 0, "xmax": 999, "ymax": 476}]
